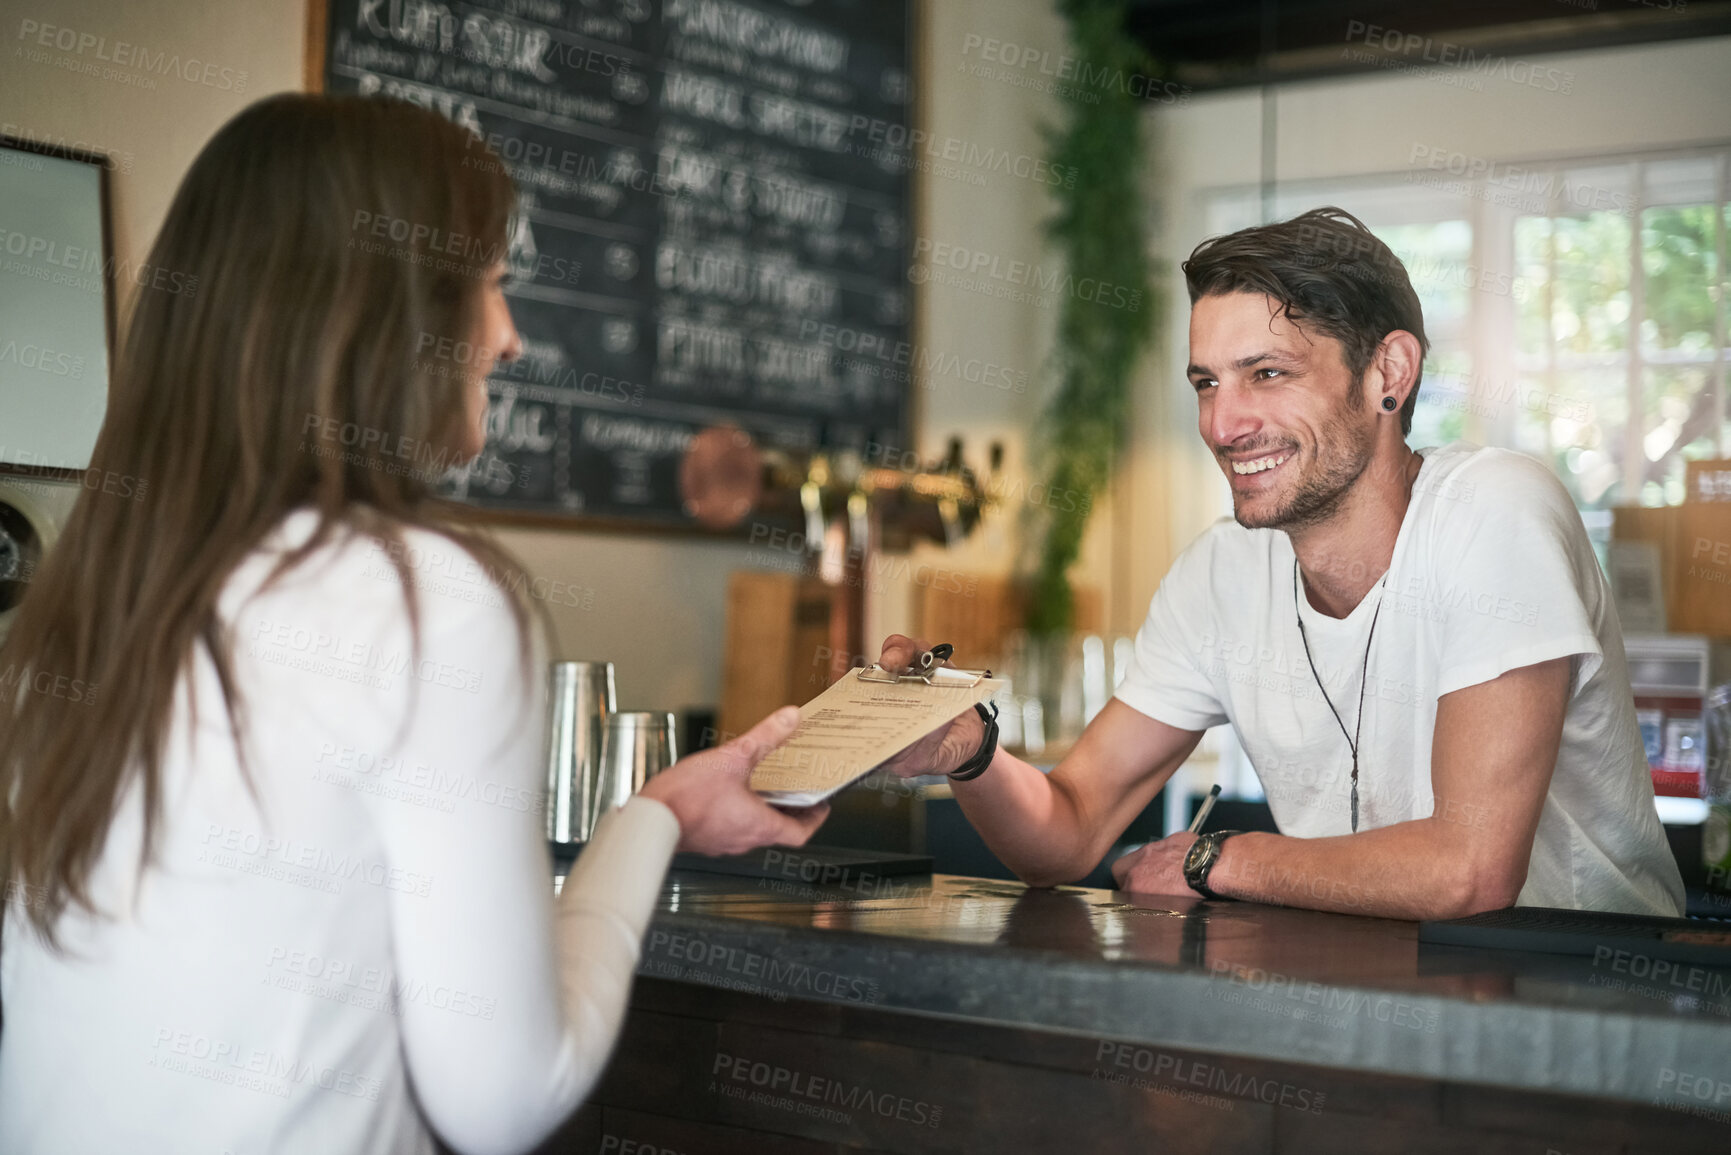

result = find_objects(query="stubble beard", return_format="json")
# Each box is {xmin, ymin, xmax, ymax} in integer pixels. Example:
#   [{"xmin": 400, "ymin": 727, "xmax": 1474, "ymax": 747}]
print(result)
[{"xmin": 1231, "ymin": 376, "xmax": 1376, "ymax": 532}]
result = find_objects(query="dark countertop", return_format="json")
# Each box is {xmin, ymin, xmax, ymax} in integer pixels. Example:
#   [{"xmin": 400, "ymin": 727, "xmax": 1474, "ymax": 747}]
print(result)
[{"xmin": 634, "ymin": 870, "xmax": 1731, "ymax": 1113}]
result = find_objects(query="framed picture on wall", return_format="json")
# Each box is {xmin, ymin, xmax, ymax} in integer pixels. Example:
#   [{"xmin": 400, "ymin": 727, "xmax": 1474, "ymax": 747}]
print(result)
[{"xmin": 0, "ymin": 135, "xmax": 115, "ymax": 478}]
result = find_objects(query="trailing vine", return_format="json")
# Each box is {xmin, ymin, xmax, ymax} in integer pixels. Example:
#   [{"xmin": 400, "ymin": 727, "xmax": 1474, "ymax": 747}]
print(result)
[{"xmin": 1024, "ymin": 0, "xmax": 1159, "ymax": 636}]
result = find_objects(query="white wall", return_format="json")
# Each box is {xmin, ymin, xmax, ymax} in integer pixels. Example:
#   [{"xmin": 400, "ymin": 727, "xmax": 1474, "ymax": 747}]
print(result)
[
  {"xmin": 876, "ymin": 0, "xmax": 1111, "ymax": 637},
  {"xmin": 0, "ymin": 0, "xmax": 1088, "ymax": 711}
]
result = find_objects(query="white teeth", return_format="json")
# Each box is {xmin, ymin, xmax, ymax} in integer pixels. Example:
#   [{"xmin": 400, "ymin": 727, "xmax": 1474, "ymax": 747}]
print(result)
[{"xmin": 1231, "ymin": 453, "xmax": 1289, "ymax": 475}]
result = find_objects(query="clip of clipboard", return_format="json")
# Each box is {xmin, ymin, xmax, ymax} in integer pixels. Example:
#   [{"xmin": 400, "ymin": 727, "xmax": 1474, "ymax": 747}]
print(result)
[
  {"xmin": 855, "ymin": 663, "xmax": 993, "ymax": 687},
  {"xmin": 854, "ymin": 642, "xmax": 992, "ymax": 688}
]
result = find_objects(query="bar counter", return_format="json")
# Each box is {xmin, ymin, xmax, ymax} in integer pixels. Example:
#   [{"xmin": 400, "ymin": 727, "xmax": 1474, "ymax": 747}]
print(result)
[{"xmin": 545, "ymin": 870, "xmax": 1731, "ymax": 1154}]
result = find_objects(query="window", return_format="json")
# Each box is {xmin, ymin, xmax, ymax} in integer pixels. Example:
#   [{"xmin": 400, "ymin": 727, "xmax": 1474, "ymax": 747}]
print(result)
[{"xmin": 1199, "ymin": 146, "xmax": 1731, "ymax": 561}]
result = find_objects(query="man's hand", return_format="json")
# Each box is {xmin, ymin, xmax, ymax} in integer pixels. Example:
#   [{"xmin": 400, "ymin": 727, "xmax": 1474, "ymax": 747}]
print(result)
[
  {"xmin": 870, "ymin": 634, "xmax": 985, "ymax": 779},
  {"xmin": 1109, "ymin": 831, "xmax": 1199, "ymax": 896},
  {"xmin": 638, "ymin": 706, "xmax": 830, "ymax": 856}
]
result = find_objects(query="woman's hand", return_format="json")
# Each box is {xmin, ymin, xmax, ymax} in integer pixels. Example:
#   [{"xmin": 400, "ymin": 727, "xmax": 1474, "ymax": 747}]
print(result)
[
  {"xmin": 869, "ymin": 634, "xmax": 986, "ymax": 780},
  {"xmin": 638, "ymin": 706, "xmax": 830, "ymax": 856}
]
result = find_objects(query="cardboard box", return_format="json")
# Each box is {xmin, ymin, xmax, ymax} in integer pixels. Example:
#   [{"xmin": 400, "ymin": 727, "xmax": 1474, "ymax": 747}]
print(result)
[
  {"xmin": 1612, "ymin": 503, "xmax": 1731, "ymax": 638},
  {"xmin": 1673, "ymin": 503, "xmax": 1731, "ymax": 637},
  {"xmin": 1685, "ymin": 459, "xmax": 1731, "ymax": 503},
  {"xmin": 719, "ymin": 572, "xmax": 848, "ymax": 738}
]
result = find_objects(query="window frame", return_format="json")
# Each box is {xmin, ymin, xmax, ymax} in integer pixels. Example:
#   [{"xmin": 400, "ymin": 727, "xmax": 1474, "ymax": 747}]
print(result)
[{"xmin": 1196, "ymin": 141, "xmax": 1731, "ymax": 524}]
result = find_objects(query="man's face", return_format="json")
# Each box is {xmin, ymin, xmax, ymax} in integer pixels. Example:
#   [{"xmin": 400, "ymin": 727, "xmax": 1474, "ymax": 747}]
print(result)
[{"xmin": 1187, "ymin": 291, "xmax": 1376, "ymax": 531}]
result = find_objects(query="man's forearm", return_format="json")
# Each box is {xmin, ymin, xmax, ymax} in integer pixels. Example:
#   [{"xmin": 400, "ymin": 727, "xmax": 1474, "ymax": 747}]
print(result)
[
  {"xmin": 946, "ymin": 700, "xmax": 1201, "ymax": 888},
  {"xmin": 949, "ymin": 749, "xmax": 1091, "ymax": 886},
  {"xmin": 1208, "ymin": 817, "xmax": 1524, "ymax": 920}
]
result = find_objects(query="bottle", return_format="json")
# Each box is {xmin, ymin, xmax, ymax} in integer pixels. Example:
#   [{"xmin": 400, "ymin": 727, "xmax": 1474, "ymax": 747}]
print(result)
[{"xmin": 1704, "ymin": 684, "xmax": 1731, "ymax": 893}]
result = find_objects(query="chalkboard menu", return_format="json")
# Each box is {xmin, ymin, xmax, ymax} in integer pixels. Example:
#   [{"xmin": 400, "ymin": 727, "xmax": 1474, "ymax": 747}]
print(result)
[{"xmin": 318, "ymin": 0, "xmax": 913, "ymax": 528}]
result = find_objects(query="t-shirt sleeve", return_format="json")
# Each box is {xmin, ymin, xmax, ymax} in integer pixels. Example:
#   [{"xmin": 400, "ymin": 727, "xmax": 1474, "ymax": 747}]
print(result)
[
  {"xmin": 1428, "ymin": 452, "xmax": 1606, "ymax": 700},
  {"xmin": 1113, "ymin": 527, "xmax": 1229, "ymax": 732}
]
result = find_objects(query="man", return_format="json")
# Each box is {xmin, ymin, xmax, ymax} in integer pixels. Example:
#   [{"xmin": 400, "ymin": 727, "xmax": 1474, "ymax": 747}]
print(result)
[{"xmin": 879, "ymin": 206, "xmax": 1683, "ymax": 920}]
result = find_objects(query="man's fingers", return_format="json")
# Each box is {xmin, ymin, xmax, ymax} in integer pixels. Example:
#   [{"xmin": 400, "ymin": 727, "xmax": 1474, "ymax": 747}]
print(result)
[{"xmin": 877, "ymin": 634, "xmax": 927, "ymax": 670}]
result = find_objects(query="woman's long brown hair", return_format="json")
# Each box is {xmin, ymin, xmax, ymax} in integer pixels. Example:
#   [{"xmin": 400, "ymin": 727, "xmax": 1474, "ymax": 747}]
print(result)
[{"xmin": 0, "ymin": 94, "xmax": 545, "ymax": 947}]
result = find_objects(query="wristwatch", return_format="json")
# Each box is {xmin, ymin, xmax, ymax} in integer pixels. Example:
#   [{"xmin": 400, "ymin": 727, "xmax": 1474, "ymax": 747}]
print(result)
[{"xmin": 1182, "ymin": 830, "xmax": 1241, "ymax": 900}]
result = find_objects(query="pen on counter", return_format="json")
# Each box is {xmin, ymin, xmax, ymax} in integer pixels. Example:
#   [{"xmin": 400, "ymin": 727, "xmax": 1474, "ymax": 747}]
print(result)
[{"xmin": 1188, "ymin": 784, "xmax": 1222, "ymax": 834}]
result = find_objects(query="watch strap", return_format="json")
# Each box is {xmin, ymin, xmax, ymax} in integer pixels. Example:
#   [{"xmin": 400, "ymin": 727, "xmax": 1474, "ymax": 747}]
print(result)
[{"xmin": 946, "ymin": 702, "xmax": 1000, "ymax": 781}]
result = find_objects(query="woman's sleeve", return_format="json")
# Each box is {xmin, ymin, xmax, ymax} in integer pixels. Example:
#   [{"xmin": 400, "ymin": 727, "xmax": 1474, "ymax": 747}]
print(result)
[{"xmin": 358, "ymin": 586, "xmax": 679, "ymax": 1155}]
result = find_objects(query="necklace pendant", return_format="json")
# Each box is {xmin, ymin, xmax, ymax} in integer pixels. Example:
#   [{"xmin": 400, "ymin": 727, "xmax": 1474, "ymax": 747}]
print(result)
[{"xmin": 1350, "ymin": 783, "xmax": 1359, "ymax": 833}]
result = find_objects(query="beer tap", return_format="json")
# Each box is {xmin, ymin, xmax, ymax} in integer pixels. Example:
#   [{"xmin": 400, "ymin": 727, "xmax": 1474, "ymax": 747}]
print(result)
[
  {"xmin": 936, "ymin": 437, "xmax": 965, "ymax": 548},
  {"xmin": 800, "ymin": 452, "xmax": 829, "ymax": 552},
  {"xmin": 847, "ymin": 481, "xmax": 872, "ymax": 556}
]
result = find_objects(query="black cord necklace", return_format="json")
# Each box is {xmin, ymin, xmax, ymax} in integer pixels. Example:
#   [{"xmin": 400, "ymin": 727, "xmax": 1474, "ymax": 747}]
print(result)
[{"xmin": 1292, "ymin": 559, "xmax": 1385, "ymax": 833}]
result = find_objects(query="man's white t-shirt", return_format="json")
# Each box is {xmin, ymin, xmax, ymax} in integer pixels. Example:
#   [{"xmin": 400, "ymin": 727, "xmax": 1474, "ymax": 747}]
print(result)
[{"xmin": 1115, "ymin": 442, "xmax": 1684, "ymax": 916}]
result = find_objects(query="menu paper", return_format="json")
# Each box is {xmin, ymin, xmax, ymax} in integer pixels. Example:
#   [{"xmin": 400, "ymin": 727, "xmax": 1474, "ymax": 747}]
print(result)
[{"xmin": 751, "ymin": 668, "xmax": 1004, "ymax": 806}]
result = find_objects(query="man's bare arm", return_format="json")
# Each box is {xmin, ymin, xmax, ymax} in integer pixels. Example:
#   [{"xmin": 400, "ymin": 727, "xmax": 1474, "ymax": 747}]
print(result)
[
  {"xmin": 1119, "ymin": 657, "xmax": 1570, "ymax": 919},
  {"xmin": 953, "ymin": 700, "xmax": 1204, "ymax": 886},
  {"xmin": 872, "ymin": 635, "xmax": 1203, "ymax": 885}
]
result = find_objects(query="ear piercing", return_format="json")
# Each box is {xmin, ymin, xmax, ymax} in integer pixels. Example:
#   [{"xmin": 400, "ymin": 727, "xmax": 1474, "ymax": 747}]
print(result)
[{"xmin": 1381, "ymin": 396, "xmax": 1398, "ymax": 412}]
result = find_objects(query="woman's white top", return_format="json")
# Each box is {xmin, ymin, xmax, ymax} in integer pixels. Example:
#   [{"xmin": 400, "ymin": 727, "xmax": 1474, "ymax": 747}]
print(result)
[{"xmin": 0, "ymin": 509, "xmax": 682, "ymax": 1154}]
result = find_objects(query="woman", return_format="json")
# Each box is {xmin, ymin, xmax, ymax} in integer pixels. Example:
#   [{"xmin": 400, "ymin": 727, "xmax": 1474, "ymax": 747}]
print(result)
[{"xmin": 0, "ymin": 94, "xmax": 826, "ymax": 1154}]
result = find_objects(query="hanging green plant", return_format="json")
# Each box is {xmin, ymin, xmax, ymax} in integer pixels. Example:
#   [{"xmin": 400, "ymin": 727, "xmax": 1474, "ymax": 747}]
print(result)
[{"xmin": 1024, "ymin": 0, "xmax": 1160, "ymax": 637}]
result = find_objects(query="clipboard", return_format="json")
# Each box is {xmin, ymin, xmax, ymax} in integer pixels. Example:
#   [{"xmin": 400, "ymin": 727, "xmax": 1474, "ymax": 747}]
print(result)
[{"xmin": 749, "ymin": 657, "xmax": 1003, "ymax": 807}]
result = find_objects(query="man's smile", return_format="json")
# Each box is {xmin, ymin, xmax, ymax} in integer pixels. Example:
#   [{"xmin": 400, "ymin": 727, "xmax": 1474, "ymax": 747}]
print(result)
[{"xmin": 1226, "ymin": 449, "xmax": 1294, "ymax": 479}]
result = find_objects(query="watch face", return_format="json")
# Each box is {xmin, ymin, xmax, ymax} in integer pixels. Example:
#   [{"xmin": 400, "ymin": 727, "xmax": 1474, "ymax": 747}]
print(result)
[{"xmin": 1182, "ymin": 837, "xmax": 1210, "ymax": 877}]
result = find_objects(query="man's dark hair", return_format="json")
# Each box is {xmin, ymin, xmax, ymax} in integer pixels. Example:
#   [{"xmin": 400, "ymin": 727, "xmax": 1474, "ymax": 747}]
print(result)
[{"xmin": 1181, "ymin": 206, "xmax": 1429, "ymax": 436}]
